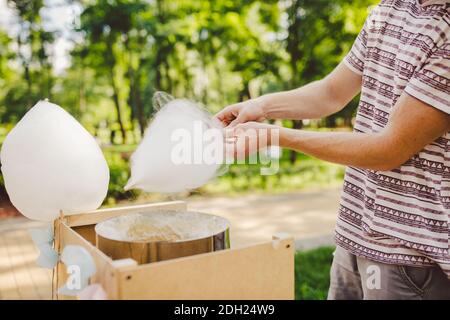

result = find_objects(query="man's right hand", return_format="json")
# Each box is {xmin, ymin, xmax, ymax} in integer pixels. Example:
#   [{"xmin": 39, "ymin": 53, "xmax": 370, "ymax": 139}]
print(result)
[{"xmin": 215, "ymin": 97, "xmax": 267, "ymax": 128}]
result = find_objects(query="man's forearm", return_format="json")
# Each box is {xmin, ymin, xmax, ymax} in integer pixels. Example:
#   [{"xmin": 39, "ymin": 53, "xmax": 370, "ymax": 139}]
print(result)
[
  {"xmin": 258, "ymin": 80, "xmax": 339, "ymax": 120},
  {"xmin": 279, "ymin": 128, "xmax": 406, "ymax": 171},
  {"xmin": 257, "ymin": 62, "xmax": 362, "ymax": 121},
  {"xmin": 275, "ymin": 92, "xmax": 450, "ymax": 172}
]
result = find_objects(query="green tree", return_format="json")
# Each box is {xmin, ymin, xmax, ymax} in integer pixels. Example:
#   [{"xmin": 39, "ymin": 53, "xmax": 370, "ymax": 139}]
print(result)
[
  {"xmin": 1, "ymin": 0, "xmax": 55, "ymax": 123},
  {"xmin": 79, "ymin": 0, "xmax": 149, "ymax": 143},
  {"xmin": 0, "ymin": 31, "xmax": 14, "ymax": 122},
  {"xmin": 284, "ymin": 0, "xmax": 375, "ymax": 162}
]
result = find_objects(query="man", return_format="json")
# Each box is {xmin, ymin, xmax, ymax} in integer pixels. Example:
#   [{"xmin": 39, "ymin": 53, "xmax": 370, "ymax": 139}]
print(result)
[{"xmin": 216, "ymin": 0, "xmax": 450, "ymax": 299}]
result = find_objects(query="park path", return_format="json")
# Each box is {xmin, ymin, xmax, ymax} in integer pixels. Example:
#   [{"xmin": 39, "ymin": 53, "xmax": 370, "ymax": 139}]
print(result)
[
  {"xmin": 0, "ymin": 187, "xmax": 341, "ymax": 300},
  {"xmin": 188, "ymin": 188, "xmax": 340, "ymax": 249},
  {"xmin": 0, "ymin": 218, "xmax": 53, "ymax": 300}
]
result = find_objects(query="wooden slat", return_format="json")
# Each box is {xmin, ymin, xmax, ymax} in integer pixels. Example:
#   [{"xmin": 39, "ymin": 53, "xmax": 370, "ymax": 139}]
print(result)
[
  {"xmin": 64, "ymin": 201, "xmax": 187, "ymax": 227},
  {"xmin": 53, "ymin": 218, "xmax": 60, "ymax": 300},
  {"xmin": 55, "ymin": 222, "xmax": 118, "ymax": 300},
  {"xmin": 73, "ymin": 225, "xmax": 96, "ymax": 245},
  {"xmin": 117, "ymin": 237, "xmax": 295, "ymax": 300}
]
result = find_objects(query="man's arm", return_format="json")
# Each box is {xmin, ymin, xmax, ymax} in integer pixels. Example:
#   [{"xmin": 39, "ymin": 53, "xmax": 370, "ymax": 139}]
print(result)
[
  {"xmin": 216, "ymin": 62, "xmax": 362, "ymax": 126},
  {"xmin": 261, "ymin": 62, "xmax": 362, "ymax": 120},
  {"xmin": 276, "ymin": 93, "xmax": 450, "ymax": 171}
]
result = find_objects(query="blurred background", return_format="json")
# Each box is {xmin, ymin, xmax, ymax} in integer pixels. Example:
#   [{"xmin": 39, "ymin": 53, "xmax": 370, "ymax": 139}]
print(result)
[{"xmin": 0, "ymin": 0, "xmax": 377, "ymax": 299}]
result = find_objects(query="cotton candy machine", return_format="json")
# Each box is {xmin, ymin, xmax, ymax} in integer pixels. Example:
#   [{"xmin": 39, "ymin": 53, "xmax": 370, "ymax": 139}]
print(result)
[
  {"xmin": 54, "ymin": 202, "xmax": 294, "ymax": 300},
  {"xmin": 95, "ymin": 211, "xmax": 230, "ymax": 264}
]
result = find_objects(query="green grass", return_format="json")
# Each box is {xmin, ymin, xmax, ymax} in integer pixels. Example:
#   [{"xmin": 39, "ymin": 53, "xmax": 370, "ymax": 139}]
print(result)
[
  {"xmin": 102, "ymin": 144, "xmax": 137, "ymax": 154},
  {"xmin": 98, "ymin": 145, "xmax": 345, "ymax": 203},
  {"xmin": 295, "ymin": 246, "xmax": 335, "ymax": 300},
  {"xmin": 0, "ymin": 141, "xmax": 345, "ymax": 204},
  {"xmin": 198, "ymin": 157, "xmax": 344, "ymax": 196}
]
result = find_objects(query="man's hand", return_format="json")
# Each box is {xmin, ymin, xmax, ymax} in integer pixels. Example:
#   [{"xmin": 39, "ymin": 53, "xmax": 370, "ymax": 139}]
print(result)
[
  {"xmin": 216, "ymin": 98, "xmax": 267, "ymax": 128},
  {"xmin": 225, "ymin": 122, "xmax": 280, "ymax": 159}
]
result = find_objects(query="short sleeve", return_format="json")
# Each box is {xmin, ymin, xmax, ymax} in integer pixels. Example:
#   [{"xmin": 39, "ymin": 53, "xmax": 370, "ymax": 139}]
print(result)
[
  {"xmin": 344, "ymin": 15, "xmax": 371, "ymax": 75},
  {"xmin": 405, "ymin": 42, "xmax": 450, "ymax": 115}
]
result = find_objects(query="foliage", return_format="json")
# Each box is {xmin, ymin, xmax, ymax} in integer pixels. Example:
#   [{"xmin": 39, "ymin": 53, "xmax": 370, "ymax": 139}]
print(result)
[
  {"xmin": 0, "ymin": 0, "xmax": 376, "ymax": 202},
  {"xmin": 0, "ymin": 133, "xmax": 343, "ymax": 204},
  {"xmin": 0, "ymin": 0, "xmax": 378, "ymax": 135},
  {"xmin": 295, "ymin": 246, "xmax": 335, "ymax": 300},
  {"xmin": 200, "ymin": 155, "xmax": 344, "ymax": 196},
  {"xmin": 103, "ymin": 149, "xmax": 134, "ymax": 204},
  {"xmin": 99, "ymin": 144, "xmax": 344, "ymax": 202},
  {"xmin": 1, "ymin": 0, "xmax": 54, "ymax": 122}
]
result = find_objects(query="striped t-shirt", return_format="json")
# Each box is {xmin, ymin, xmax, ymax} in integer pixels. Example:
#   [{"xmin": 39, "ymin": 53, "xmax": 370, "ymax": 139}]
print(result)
[{"xmin": 337, "ymin": 0, "xmax": 450, "ymax": 276}]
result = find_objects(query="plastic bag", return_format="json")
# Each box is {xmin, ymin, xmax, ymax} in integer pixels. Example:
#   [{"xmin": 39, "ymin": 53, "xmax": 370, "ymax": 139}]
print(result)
[
  {"xmin": 0, "ymin": 100, "xmax": 109, "ymax": 221},
  {"xmin": 125, "ymin": 92, "xmax": 224, "ymax": 193}
]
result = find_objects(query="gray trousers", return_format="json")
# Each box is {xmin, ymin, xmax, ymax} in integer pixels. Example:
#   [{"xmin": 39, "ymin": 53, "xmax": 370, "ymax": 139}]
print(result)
[{"xmin": 328, "ymin": 246, "xmax": 450, "ymax": 300}]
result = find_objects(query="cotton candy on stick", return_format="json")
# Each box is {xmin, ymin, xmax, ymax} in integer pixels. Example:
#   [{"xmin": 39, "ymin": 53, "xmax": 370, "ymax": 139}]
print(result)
[
  {"xmin": 0, "ymin": 101, "xmax": 109, "ymax": 222},
  {"xmin": 125, "ymin": 96, "xmax": 224, "ymax": 193}
]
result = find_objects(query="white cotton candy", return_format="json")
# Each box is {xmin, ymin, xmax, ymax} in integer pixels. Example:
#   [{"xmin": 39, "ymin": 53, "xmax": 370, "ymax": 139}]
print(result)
[
  {"xmin": 0, "ymin": 101, "xmax": 109, "ymax": 221},
  {"xmin": 125, "ymin": 97, "xmax": 224, "ymax": 193},
  {"xmin": 58, "ymin": 245, "xmax": 97, "ymax": 295}
]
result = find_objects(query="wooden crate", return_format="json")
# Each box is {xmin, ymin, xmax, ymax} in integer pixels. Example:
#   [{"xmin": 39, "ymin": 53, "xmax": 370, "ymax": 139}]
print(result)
[{"xmin": 54, "ymin": 201, "xmax": 295, "ymax": 300}]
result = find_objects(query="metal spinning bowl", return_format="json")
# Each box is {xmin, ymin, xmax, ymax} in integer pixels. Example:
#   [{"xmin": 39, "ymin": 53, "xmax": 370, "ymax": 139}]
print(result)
[{"xmin": 95, "ymin": 211, "xmax": 230, "ymax": 264}]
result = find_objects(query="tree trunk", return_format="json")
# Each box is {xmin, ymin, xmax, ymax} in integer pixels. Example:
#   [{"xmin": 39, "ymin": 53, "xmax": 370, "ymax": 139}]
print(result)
[
  {"xmin": 344, "ymin": 115, "xmax": 353, "ymax": 128},
  {"xmin": 154, "ymin": 0, "xmax": 166, "ymax": 91},
  {"xmin": 17, "ymin": 35, "xmax": 33, "ymax": 107},
  {"xmin": 164, "ymin": 62, "xmax": 172, "ymax": 93},
  {"xmin": 200, "ymin": 52, "xmax": 208, "ymax": 104},
  {"xmin": 46, "ymin": 65, "xmax": 53, "ymax": 100},
  {"xmin": 110, "ymin": 128, "xmax": 116, "ymax": 145},
  {"xmin": 109, "ymin": 68, "xmax": 127, "ymax": 144},
  {"xmin": 326, "ymin": 116, "xmax": 336, "ymax": 128},
  {"xmin": 135, "ymin": 82, "xmax": 145, "ymax": 136},
  {"xmin": 289, "ymin": 120, "xmax": 303, "ymax": 164},
  {"xmin": 24, "ymin": 63, "xmax": 32, "ymax": 107},
  {"xmin": 214, "ymin": 63, "xmax": 224, "ymax": 104},
  {"xmin": 125, "ymin": 37, "xmax": 145, "ymax": 138},
  {"xmin": 79, "ymin": 64, "xmax": 86, "ymax": 113},
  {"xmin": 286, "ymin": 0, "xmax": 304, "ymax": 165},
  {"xmin": 155, "ymin": 50, "xmax": 162, "ymax": 90},
  {"xmin": 238, "ymin": 80, "xmax": 251, "ymax": 102},
  {"xmin": 105, "ymin": 38, "xmax": 126, "ymax": 144},
  {"xmin": 131, "ymin": 68, "xmax": 145, "ymax": 137}
]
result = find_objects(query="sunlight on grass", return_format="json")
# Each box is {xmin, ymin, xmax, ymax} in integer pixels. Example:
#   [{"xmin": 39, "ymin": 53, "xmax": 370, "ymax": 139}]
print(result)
[
  {"xmin": 99, "ymin": 146, "xmax": 345, "ymax": 203},
  {"xmin": 295, "ymin": 246, "xmax": 335, "ymax": 300}
]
